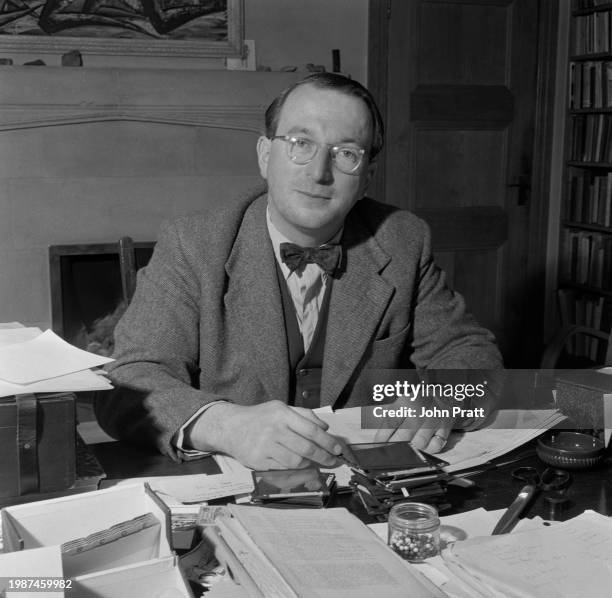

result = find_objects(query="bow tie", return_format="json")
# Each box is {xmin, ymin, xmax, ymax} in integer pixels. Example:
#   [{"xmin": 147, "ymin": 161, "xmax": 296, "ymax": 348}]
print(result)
[{"xmin": 279, "ymin": 242, "xmax": 342, "ymax": 276}]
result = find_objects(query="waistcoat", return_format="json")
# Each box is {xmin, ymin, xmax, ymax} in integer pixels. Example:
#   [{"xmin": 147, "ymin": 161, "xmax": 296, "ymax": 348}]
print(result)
[{"xmin": 275, "ymin": 262, "xmax": 332, "ymax": 409}]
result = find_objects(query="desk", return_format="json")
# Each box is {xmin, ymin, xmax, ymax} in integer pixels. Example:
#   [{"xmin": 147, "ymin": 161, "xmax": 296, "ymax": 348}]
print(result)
[{"xmin": 90, "ymin": 438, "xmax": 612, "ymax": 524}]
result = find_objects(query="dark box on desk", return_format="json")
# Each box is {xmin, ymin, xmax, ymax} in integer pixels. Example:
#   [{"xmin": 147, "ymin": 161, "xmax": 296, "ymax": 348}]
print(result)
[
  {"xmin": 555, "ymin": 370, "xmax": 612, "ymax": 429},
  {"xmin": 0, "ymin": 392, "xmax": 76, "ymax": 499}
]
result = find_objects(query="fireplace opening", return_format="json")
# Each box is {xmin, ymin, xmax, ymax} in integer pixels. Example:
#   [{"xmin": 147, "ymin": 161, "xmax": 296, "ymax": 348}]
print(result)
[{"xmin": 49, "ymin": 243, "xmax": 155, "ymax": 355}]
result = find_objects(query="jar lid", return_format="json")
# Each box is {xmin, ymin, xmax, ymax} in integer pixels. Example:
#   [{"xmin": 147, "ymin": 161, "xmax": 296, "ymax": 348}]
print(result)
[{"xmin": 536, "ymin": 432, "xmax": 605, "ymax": 470}]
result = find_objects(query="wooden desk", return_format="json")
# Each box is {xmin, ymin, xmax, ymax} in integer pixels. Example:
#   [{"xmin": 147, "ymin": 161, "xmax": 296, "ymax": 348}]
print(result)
[
  {"xmin": 447, "ymin": 446, "xmax": 612, "ymax": 521},
  {"xmin": 91, "ymin": 438, "xmax": 612, "ymax": 524}
]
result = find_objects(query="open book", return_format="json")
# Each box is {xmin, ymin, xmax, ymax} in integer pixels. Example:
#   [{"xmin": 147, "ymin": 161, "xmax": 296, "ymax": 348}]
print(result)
[{"xmin": 201, "ymin": 505, "xmax": 447, "ymax": 598}]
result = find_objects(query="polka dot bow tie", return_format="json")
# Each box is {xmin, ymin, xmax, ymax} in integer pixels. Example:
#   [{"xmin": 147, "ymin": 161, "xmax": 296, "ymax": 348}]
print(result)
[{"xmin": 279, "ymin": 242, "xmax": 342, "ymax": 276}]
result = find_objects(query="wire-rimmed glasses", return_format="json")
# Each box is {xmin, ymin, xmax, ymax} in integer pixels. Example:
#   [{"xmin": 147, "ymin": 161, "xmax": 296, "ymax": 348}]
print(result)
[{"xmin": 270, "ymin": 135, "xmax": 367, "ymax": 174}]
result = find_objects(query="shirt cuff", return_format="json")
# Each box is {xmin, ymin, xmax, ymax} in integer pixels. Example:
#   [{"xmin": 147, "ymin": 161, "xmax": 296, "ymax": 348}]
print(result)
[{"xmin": 173, "ymin": 400, "xmax": 226, "ymax": 458}]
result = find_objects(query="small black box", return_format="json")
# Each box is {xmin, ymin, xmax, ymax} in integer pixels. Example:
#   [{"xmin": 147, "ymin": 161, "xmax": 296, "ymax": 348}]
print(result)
[{"xmin": 0, "ymin": 392, "xmax": 76, "ymax": 499}]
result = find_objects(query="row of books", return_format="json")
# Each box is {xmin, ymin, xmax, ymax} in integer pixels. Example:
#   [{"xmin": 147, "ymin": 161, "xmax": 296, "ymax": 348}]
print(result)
[
  {"xmin": 566, "ymin": 170, "xmax": 612, "ymax": 226},
  {"xmin": 573, "ymin": 0, "xmax": 612, "ymax": 10},
  {"xmin": 569, "ymin": 113, "xmax": 612, "ymax": 162},
  {"xmin": 573, "ymin": 10, "xmax": 612, "ymax": 55},
  {"xmin": 569, "ymin": 60, "xmax": 612, "ymax": 108},
  {"xmin": 561, "ymin": 229, "xmax": 612, "ymax": 289},
  {"xmin": 557, "ymin": 289, "xmax": 610, "ymax": 359}
]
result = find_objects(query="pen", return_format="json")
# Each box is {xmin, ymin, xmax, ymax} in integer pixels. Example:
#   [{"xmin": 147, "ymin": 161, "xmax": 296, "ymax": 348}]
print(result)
[{"xmin": 491, "ymin": 484, "xmax": 537, "ymax": 535}]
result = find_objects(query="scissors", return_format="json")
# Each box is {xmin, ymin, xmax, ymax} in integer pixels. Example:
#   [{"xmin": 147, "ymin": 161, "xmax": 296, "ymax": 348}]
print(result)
[{"xmin": 491, "ymin": 467, "xmax": 572, "ymax": 535}]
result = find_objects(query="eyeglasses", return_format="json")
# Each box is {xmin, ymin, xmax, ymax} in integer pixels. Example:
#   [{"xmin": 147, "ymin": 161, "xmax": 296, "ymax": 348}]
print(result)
[{"xmin": 270, "ymin": 135, "xmax": 367, "ymax": 174}]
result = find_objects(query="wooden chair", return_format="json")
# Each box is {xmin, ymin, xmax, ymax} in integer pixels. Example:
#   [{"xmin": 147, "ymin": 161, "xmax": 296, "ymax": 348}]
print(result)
[
  {"xmin": 540, "ymin": 325, "xmax": 611, "ymax": 369},
  {"xmin": 118, "ymin": 236, "xmax": 138, "ymax": 305},
  {"xmin": 541, "ymin": 289, "xmax": 612, "ymax": 369}
]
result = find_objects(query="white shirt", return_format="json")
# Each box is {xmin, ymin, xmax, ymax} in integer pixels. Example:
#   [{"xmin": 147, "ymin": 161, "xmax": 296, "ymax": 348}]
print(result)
[{"xmin": 266, "ymin": 206, "xmax": 340, "ymax": 352}]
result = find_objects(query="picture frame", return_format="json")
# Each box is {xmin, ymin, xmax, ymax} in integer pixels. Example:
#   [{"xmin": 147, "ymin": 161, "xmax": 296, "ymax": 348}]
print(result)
[{"xmin": 0, "ymin": 0, "xmax": 244, "ymax": 58}]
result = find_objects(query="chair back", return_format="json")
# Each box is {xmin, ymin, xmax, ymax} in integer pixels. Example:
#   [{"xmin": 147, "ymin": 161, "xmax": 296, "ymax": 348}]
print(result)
[{"xmin": 118, "ymin": 236, "xmax": 138, "ymax": 305}]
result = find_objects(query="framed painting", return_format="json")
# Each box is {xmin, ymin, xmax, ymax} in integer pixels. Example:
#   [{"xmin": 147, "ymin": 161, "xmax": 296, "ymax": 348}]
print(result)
[{"xmin": 0, "ymin": 0, "xmax": 244, "ymax": 58}]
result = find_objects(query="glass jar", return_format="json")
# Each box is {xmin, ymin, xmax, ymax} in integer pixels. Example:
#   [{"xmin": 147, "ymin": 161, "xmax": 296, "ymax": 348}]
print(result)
[{"xmin": 387, "ymin": 502, "xmax": 440, "ymax": 562}]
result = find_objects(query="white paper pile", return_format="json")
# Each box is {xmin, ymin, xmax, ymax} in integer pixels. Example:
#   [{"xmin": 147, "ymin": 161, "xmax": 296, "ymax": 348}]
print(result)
[
  {"xmin": 103, "ymin": 454, "xmax": 254, "ymax": 506},
  {"xmin": 0, "ymin": 323, "xmax": 114, "ymax": 398},
  {"xmin": 441, "ymin": 510, "xmax": 612, "ymax": 598},
  {"xmin": 369, "ymin": 508, "xmax": 608, "ymax": 598},
  {"xmin": 441, "ymin": 409, "xmax": 567, "ymax": 472}
]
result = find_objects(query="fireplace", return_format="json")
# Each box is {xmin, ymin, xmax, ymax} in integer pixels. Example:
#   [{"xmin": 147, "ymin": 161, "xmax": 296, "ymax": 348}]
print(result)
[{"xmin": 49, "ymin": 242, "xmax": 155, "ymax": 354}]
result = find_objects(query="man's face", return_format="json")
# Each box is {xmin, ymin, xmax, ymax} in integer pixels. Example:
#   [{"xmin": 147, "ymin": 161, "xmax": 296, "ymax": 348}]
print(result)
[{"xmin": 257, "ymin": 84, "xmax": 376, "ymax": 245}]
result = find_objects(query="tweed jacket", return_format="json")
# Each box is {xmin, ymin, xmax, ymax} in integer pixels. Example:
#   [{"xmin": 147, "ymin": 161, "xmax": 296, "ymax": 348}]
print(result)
[{"xmin": 96, "ymin": 192, "xmax": 503, "ymax": 457}]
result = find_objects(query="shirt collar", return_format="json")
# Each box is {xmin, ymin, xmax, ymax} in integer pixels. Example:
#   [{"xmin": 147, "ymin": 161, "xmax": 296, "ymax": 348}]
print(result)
[{"xmin": 266, "ymin": 202, "xmax": 342, "ymax": 280}]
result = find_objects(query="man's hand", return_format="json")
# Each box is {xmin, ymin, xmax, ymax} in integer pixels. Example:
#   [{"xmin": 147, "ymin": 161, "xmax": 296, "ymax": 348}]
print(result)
[
  {"xmin": 372, "ymin": 396, "xmax": 453, "ymax": 454},
  {"xmin": 184, "ymin": 400, "xmax": 343, "ymax": 470}
]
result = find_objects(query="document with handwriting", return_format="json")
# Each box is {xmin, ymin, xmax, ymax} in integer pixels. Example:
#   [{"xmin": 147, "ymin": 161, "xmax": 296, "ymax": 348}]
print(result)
[{"xmin": 442, "ymin": 510, "xmax": 612, "ymax": 598}]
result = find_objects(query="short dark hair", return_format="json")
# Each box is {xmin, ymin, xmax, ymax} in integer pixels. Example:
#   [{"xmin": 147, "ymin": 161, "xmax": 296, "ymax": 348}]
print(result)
[{"xmin": 264, "ymin": 73, "xmax": 385, "ymax": 159}]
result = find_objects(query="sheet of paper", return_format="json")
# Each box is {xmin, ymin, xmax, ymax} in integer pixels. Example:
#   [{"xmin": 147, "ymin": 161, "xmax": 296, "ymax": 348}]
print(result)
[
  {"xmin": 315, "ymin": 406, "xmax": 376, "ymax": 444},
  {"xmin": 0, "ymin": 329, "xmax": 113, "ymax": 384},
  {"xmin": 442, "ymin": 510, "xmax": 612, "ymax": 598},
  {"xmin": 0, "ymin": 368, "xmax": 113, "ymax": 398},
  {"xmin": 106, "ymin": 472, "xmax": 254, "ymax": 504},
  {"xmin": 214, "ymin": 454, "xmax": 253, "ymax": 479}
]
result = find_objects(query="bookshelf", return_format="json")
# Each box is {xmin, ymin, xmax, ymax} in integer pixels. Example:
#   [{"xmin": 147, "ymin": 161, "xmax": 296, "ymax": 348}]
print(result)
[{"xmin": 559, "ymin": 0, "xmax": 612, "ymax": 362}]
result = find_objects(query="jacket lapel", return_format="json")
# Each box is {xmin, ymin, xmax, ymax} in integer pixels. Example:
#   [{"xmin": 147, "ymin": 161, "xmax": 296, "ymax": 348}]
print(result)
[
  {"xmin": 320, "ymin": 213, "xmax": 394, "ymax": 408},
  {"xmin": 224, "ymin": 196, "xmax": 290, "ymax": 404}
]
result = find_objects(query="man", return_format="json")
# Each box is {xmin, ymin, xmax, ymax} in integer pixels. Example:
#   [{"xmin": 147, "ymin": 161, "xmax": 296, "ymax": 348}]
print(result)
[{"xmin": 95, "ymin": 73, "xmax": 502, "ymax": 471}]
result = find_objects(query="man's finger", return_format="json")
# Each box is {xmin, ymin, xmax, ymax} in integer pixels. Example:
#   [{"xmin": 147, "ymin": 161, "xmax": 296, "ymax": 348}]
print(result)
[
  {"xmin": 274, "ymin": 420, "xmax": 341, "ymax": 466},
  {"xmin": 411, "ymin": 426, "xmax": 449, "ymax": 453},
  {"xmin": 291, "ymin": 406, "xmax": 330, "ymax": 430},
  {"xmin": 424, "ymin": 431, "xmax": 449, "ymax": 454},
  {"xmin": 286, "ymin": 412, "xmax": 342, "ymax": 456}
]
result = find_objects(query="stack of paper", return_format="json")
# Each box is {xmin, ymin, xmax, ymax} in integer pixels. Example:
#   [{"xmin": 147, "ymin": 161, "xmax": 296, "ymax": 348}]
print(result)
[
  {"xmin": 441, "ymin": 510, "xmax": 612, "ymax": 598},
  {"xmin": 105, "ymin": 454, "xmax": 254, "ymax": 505},
  {"xmin": 0, "ymin": 323, "xmax": 114, "ymax": 398},
  {"xmin": 441, "ymin": 409, "xmax": 567, "ymax": 473}
]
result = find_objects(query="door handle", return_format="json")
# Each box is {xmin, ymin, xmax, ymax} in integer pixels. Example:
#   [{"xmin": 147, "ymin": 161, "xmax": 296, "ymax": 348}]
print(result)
[{"xmin": 507, "ymin": 176, "xmax": 530, "ymax": 206}]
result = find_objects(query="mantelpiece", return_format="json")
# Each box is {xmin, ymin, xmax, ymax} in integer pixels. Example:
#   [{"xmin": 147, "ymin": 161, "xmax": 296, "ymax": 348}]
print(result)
[{"xmin": 0, "ymin": 67, "xmax": 300, "ymax": 133}]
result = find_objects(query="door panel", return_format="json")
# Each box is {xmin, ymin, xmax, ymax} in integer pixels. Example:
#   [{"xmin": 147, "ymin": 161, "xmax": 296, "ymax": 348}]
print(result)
[{"xmin": 380, "ymin": 0, "xmax": 540, "ymax": 365}]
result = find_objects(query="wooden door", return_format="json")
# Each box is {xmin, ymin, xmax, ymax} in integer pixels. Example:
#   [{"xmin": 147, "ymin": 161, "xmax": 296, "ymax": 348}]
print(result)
[{"xmin": 369, "ymin": 0, "xmax": 557, "ymax": 366}]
